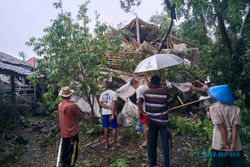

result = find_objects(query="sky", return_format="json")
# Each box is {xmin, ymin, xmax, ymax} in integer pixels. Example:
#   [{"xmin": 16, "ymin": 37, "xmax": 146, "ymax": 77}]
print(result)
[{"xmin": 0, "ymin": 0, "xmax": 163, "ymax": 60}]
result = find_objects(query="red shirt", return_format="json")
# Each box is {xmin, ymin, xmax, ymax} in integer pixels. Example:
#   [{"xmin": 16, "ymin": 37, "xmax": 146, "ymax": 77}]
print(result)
[{"xmin": 58, "ymin": 99, "xmax": 82, "ymax": 138}]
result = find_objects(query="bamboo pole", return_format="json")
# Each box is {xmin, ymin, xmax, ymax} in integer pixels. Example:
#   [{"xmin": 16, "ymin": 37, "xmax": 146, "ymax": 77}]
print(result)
[{"xmin": 168, "ymin": 97, "xmax": 211, "ymax": 112}]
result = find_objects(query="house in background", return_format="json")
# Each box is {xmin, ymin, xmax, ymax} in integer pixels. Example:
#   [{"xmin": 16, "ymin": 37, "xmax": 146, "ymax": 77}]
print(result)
[
  {"xmin": 25, "ymin": 57, "xmax": 37, "ymax": 68},
  {"xmin": 0, "ymin": 52, "xmax": 35, "ymax": 118},
  {"xmin": 0, "ymin": 52, "xmax": 34, "ymax": 88}
]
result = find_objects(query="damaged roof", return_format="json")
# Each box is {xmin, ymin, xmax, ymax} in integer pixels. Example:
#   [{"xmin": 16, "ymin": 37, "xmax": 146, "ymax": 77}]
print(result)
[
  {"xmin": 0, "ymin": 52, "xmax": 34, "ymax": 76},
  {"xmin": 121, "ymin": 17, "xmax": 197, "ymax": 49}
]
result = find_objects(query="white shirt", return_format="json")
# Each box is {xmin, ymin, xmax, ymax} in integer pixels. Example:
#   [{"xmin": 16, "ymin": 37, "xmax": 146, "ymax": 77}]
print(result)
[
  {"xmin": 136, "ymin": 84, "xmax": 148, "ymax": 112},
  {"xmin": 99, "ymin": 89, "xmax": 118, "ymax": 115},
  {"xmin": 136, "ymin": 84, "xmax": 148, "ymax": 99}
]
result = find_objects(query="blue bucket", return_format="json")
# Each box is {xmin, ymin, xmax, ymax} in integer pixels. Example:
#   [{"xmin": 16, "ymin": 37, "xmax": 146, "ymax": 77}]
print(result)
[{"xmin": 208, "ymin": 84, "xmax": 235, "ymax": 105}]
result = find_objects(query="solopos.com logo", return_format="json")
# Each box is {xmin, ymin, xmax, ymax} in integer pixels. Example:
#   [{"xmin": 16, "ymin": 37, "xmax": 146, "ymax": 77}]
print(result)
[{"xmin": 201, "ymin": 151, "xmax": 241, "ymax": 158}]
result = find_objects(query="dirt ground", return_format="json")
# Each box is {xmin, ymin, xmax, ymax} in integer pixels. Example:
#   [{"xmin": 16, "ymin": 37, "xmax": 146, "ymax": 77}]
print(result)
[{"xmin": 0, "ymin": 115, "xmax": 247, "ymax": 167}]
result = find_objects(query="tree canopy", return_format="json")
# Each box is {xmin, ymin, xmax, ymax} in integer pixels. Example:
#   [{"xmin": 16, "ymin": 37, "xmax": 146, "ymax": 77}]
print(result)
[{"xmin": 27, "ymin": 1, "xmax": 122, "ymax": 115}]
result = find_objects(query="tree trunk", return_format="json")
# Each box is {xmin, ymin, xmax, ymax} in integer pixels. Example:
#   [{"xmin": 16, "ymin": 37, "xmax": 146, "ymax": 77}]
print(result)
[
  {"xmin": 212, "ymin": 0, "xmax": 233, "ymax": 57},
  {"xmin": 158, "ymin": 0, "xmax": 176, "ymax": 53},
  {"xmin": 158, "ymin": 18, "xmax": 174, "ymax": 53},
  {"xmin": 86, "ymin": 93, "xmax": 95, "ymax": 118},
  {"xmin": 231, "ymin": 4, "xmax": 250, "ymax": 85},
  {"xmin": 216, "ymin": 13, "xmax": 233, "ymax": 56},
  {"xmin": 200, "ymin": 14, "xmax": 209, "ymax": 44}
]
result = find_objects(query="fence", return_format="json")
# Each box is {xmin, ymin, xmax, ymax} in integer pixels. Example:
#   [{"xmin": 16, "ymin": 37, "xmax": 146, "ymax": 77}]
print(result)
[{"xmin": 0, "ymin": 86, "xmax": 36, "ymax": 105}]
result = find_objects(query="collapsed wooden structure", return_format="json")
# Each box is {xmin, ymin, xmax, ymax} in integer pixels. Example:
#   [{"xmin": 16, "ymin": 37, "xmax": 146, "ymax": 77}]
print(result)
[
  {"xmin": 101, "ymin": 17, "xmax": 208, "ymax": 113},
  {"xmin": 105, "ymin": 17, "xmax": 200, "ymax": 80}
]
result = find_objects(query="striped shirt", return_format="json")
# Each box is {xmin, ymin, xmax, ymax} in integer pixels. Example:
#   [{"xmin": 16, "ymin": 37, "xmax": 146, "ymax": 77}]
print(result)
[{"xmin": 141, "ymin": 88, "xmax": 172, "ymax": 123}]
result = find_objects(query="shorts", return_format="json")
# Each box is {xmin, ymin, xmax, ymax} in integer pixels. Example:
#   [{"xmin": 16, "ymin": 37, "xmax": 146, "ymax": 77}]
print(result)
[
  {"xmin": 102, "ymin": 114, "xmax": 118, "ymax": 129},
  {"xmin": 139, "ymin": 114, "xmax": 148, "ymax": 124},
  {"xmin": 135, "ymin": 121, "xmax": 144, "ymax": 132}
]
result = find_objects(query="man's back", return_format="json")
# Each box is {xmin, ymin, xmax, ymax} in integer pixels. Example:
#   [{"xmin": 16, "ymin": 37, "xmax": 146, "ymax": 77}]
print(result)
[
  {"xmin": 58, "ymin": 99, "xmax": 82, "ymax": 138},
  {"xmin": 143, "ymin": 87, "xmax": 171, "ymax": 123},
  {"xmin": 99, "ymin": 89, "xmax": 117, "ymax": 115},
  {"xmin": 209, "ymin": 102, "xmax": 242, "ymax": 151}
]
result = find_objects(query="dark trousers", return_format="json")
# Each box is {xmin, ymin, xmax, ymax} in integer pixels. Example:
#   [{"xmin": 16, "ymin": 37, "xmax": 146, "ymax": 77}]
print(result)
[
  {"xmin": 147, "ymin": 119, "xmax": 171, "ymax": 167},
  {"xmin": 212, "ymin": 149, "xmax": 245, "ymax": 167},
  {"xmin": 61, "ymin": 134, "xmax": 79, "ymax": 167}
]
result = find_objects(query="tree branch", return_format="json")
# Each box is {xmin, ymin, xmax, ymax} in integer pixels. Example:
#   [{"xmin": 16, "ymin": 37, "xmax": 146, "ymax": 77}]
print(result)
[
  {"xmin": 239, "ymin": 3, "xmax": 250, "ymax": 39},
  {"xmin": 158, "ymin": 0, "xmax": 176, "ymax": 53},
  {"xmin": 158, "ymin": 18, "xmax": 174, "ymax": 53}
]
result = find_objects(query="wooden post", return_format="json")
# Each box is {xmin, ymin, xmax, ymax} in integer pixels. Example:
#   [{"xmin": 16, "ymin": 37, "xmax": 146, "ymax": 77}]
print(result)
[
  {"xmin": 136, "ymin": 16, "xmax": 140, "ymax": 43},
  {"xmin": 33, "ymin": 84, "xmax": 37, "ymax": 113},
  {"xmin": 10, "ymin": 75, "xmax": 17, "ymax": 119}
]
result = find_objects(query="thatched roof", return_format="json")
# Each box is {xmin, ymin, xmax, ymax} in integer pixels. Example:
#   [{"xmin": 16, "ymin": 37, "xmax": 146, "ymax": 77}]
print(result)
[{"xmin": 0, "ymin": 52, "xmax": 34, "ymax": 76}]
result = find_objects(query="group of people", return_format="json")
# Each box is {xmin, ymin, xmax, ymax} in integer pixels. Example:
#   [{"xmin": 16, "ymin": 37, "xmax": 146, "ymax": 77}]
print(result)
[{"xmin": 57, "ymin": 75, "xmax": 245, "ymax": 167}]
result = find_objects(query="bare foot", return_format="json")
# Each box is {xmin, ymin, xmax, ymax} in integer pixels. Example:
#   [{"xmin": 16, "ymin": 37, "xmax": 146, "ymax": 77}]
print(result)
[
  {"xmin": 139, "ymin": 141, "xmax": 147, "ymax": 148},
  {"xmin": 111, "ymin": 143, "xmax": 120, "ymax": 151}
]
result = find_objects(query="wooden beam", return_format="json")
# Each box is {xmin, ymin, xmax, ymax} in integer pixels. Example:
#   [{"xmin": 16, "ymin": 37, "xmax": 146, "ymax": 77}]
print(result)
[
  {"xmin": 136, "ymin": 16, "xmax": 140, "ymax": 43},
  {"xmin": 10, "ymin": 76, "xmax": 17, "ymax": 117}
]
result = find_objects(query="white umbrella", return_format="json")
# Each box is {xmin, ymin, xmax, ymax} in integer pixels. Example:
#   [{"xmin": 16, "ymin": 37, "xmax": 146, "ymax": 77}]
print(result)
[{"xmin": 134, "ymin": 53, "xmax": 184, "ymax": 73}]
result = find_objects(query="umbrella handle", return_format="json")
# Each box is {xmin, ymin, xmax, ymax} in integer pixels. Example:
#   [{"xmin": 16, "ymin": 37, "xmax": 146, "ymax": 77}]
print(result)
[{"xmin": 144, "ymin": 73, "xmax": 149, "ymax": 84}]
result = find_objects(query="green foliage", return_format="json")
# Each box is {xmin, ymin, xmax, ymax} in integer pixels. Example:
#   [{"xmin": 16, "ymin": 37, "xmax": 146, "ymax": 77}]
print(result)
[
  {"xmin": 241, "ymin": 50, "xmax": 250, "ymax": 81},
  {"xmin": 119, "ymin": 127, "xmax": 139, "ymax": 142},
  {"xmin": 79, "ymin": 120, "xmax": 102, "ymax": 140},
  {"xmin": 39, "ymin": 136, "xmax": 56, "ymax": 150},
  {"xmin": 170, "ymin": 116, "xmax": 212, "ymax": 140},
  {"xmin": 42, "ymin": 89, "xmax": 61, "ymax": 112},
  {"xmin": 27, "ymin": 2, "xmax": 122, "ymax": 115},
  {"xmin": 120, "ymin": 0, "xmax": 142, "ymax": 13},
  {"xmin": 53, "ymin": 0, "xmax": 62, "ymax": 9},
  {"xmin": 176, "ymin": 18, "xmax": 212, "ymax": 48},
  {"xmin": 234, "ymin": 89, "xmax": 250, "ymax": 128},
  {"xmin": 149, "ymin": 11, "xmax": 173, "ymax": 33},
  {"xmin": 117, "ymin": 55, "xmax": 137, "ymax": 73},
  {"xmin": 149, "ymin": 11, "xmax": 179, "ymax": 40},
  {"xmin": 109, "ymin": 157, "xmax": 128, "ymax": 167},
  {"xmin": 173, "ymin": 0, "xmax": 250, "ymax": 97},
  {"xmin": 85, "ymin": 124, "xmax": 102, "ymax": 136}
]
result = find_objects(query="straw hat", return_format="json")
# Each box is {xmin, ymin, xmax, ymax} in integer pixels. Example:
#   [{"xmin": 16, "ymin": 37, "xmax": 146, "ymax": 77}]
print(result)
[{"xmin": 58, "ymin": 86, "xmax": 74, "ymax": 97}]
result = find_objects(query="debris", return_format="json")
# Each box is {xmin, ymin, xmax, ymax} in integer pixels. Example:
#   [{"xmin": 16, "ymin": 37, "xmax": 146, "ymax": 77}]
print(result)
[{"xmin": 85, "ymin": 138, "xmax": 101, "ymax": 148}]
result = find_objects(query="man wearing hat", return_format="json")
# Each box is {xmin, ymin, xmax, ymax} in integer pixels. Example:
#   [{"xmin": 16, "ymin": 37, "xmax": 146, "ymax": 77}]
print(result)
[
  {"xmin": 58, "ymin": 86, "xmax": 83, "ymax": 167},
  {"xmin": 208, "ymin": 85, "xmax": 244, "ymax": 167}
]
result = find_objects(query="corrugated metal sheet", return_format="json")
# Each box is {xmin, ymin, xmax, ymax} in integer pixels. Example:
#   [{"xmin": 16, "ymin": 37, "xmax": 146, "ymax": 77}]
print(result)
[
  {"xmin": 0, "ymin": 52, "xmax": 34, "ymax": 70},
  {"xmin": 0, "ymin": 61, "xmax": 33, "ymax": 76}
]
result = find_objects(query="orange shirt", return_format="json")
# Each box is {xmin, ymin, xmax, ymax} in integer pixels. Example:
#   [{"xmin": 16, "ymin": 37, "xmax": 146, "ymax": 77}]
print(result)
[{"xmin": 58, "ymin": 99, "xmax": 82, "ymax": 138}]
